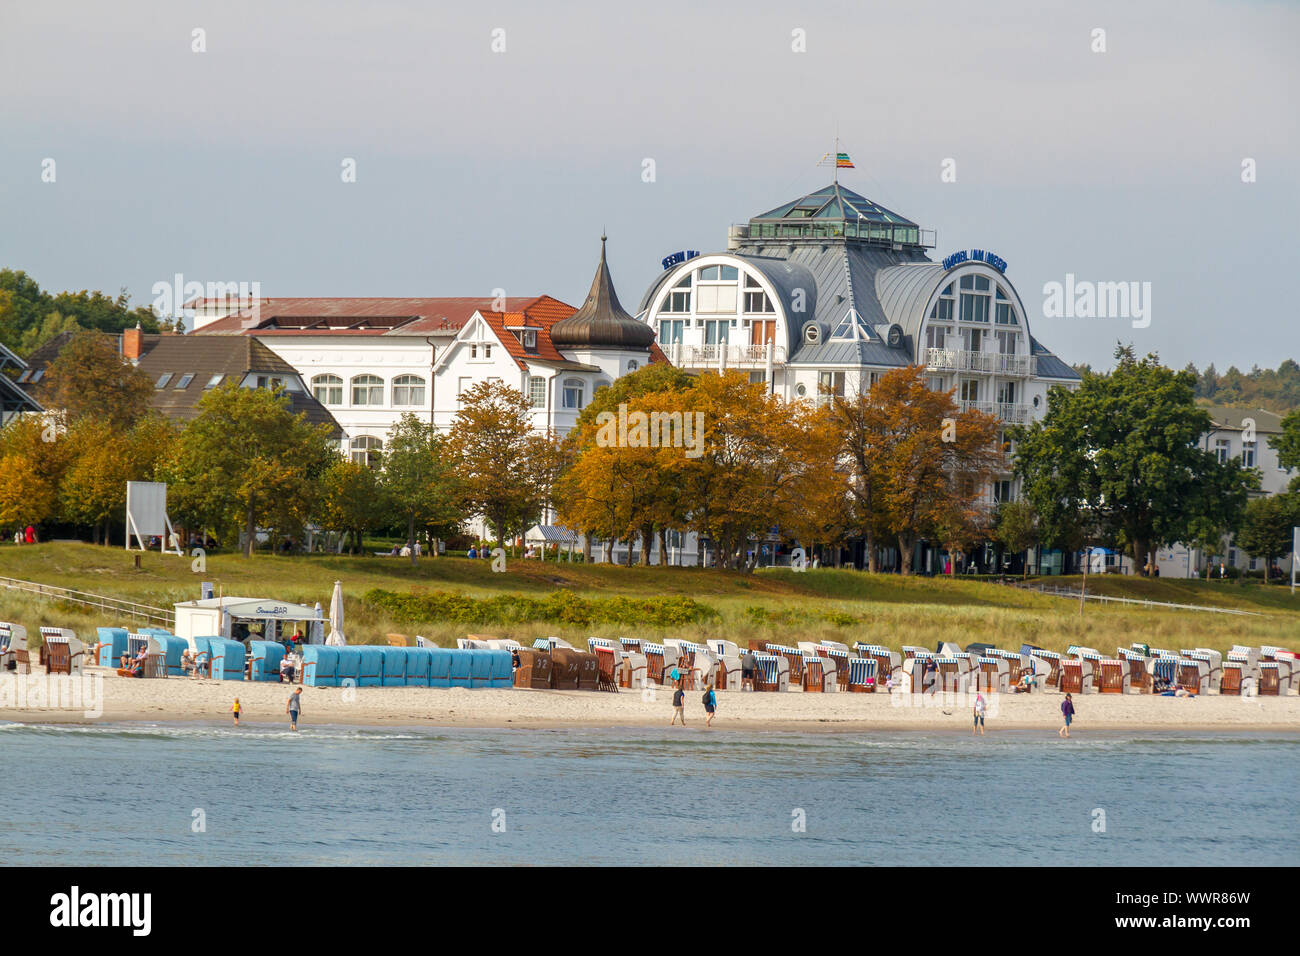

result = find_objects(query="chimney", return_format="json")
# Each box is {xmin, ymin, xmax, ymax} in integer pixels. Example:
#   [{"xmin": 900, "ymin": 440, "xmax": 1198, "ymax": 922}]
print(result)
[{"xmin": 123, "ymin": 323, "xmax": 144, "ymax": 361}]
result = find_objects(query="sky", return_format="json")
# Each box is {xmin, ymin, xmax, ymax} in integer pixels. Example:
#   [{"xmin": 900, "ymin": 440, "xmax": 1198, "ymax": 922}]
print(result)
[{"xmin": 1, "ymin": 0, "xmax": 1297, "ymax": 372}]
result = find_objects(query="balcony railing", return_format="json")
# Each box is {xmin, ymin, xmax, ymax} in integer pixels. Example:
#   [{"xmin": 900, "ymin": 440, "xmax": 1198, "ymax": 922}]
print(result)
[
  {"xmin": 673, "ymin": 343, "xmax": 787, "ymax": 368},
  {"xmin": 959, "ymin": 400, "xmax": 1031, "ymax": 423},
  {"xmin": 925, "ymin": 348, "xmax": 1036, "ymax": 377}
]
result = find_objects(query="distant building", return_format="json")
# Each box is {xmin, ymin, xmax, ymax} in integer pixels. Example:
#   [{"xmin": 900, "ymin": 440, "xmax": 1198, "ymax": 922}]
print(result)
[
  {"xmin": 636, "ymin": 181, "xmax": 1081, "ymax": 570},
  {"xmin": 188, "ymin": 240, "xmax": 665, "ymax": 465},
  {"xmin": 0, "ymin": 342, "xmax": 43, "ymax": 424},
  {"xmin": 1157, "ymin": 406, "xmax": 1296, "ymax": 578},
  {"xmin": 14, "ymin": 328, "xmax": 343, "ymax": 440}
]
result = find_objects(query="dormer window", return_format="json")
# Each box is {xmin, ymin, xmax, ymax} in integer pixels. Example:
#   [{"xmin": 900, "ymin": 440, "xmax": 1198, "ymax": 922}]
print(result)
[
  {"xmin": 155, "ymin": 373, "xmax": 172, "ymax": 389},
  {"xmin": 175, "ymin": 373, "xmax": 195, "ymax": 389},
  {"xmin": 522, "ymin": 330, "xmax": 537, "ymax": 352}
]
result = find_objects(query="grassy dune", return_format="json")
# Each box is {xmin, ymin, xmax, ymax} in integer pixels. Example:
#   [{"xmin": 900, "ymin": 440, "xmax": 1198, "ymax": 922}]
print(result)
[{"xmin": 0, "ymin": 542, "xmax": 1296, "ymax": 656}]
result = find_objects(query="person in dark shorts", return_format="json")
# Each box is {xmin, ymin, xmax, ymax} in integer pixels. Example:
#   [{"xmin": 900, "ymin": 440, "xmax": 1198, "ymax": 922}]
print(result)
[
  {"xmin": 286, "ymin": 686, "xmax": 303, "ymax": 731},
  {"xmin": 740, "ymin": 652, "xmax": 756, "ymax": 688},
  {"xmin": 670, "ymin": 685, "xmax": 686, "ymax": 725},
  {"xmin": 702, "ymin": 682, "xmax": 717, "ymax": 727}
]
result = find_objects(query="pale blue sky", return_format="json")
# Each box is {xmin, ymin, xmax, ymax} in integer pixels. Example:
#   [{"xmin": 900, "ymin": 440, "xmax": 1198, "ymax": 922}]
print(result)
[{"xmin": 1, "ymin": 0, "xmax": 1296, "ymax": 370}]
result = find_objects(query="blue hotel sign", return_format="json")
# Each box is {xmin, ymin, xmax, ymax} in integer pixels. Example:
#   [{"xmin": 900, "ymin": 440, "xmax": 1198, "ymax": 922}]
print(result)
[
  {"xmin": 661, "ymin": 250, "xmax": 701, "ymax": 271},
  {"xmin": 942, "ymin": 249, "xmax": 1007, "ymax": 273}
]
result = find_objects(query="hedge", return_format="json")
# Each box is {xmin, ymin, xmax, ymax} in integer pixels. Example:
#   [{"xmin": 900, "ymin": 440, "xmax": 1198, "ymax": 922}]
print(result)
[{"xmin": 364, "ymin": 588, "xmax": 716, "ymax": 629}]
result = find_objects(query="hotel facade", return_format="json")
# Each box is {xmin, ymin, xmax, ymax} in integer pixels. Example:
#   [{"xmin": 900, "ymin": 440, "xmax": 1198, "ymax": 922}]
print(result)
[{"xmin": 188, "ymin": 180, "xmax": 1081, "ymax": 568}]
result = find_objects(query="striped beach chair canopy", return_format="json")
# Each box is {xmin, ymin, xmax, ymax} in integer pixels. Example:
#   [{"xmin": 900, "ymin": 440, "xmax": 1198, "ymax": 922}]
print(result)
[
  {"xmin": 1079, "ymin": 650, "xmax": 1104, "ymax": 663},
  {"xmin": 587, "ymin": 637, "xmax": 618, "ymax": 652},
  {"xmin": 902, "ymin": 645, "xmax": 927, "ymax": 657},
  {"xmin": 1261, "ymin": 645, "xmax": 1287, "ymax": 658},
  {"xmin": 642, "ymin": 642, "xmax": 665, "ymax": 656},
  {"xmin": 824, "ymin": 648, "xmax": 850, "ymax": 662},
  {"xmin": 1118, "ymin": 648, "xmax": 1146, "ymax": 662},
  {"xmin": 819, "ymin": 640, "xmax": 850, "ymax": 653},
  {"xmin": 620, "ymin": 637, "xmax": 642, "ymax": 650},
  {"xmin": 1231, "ymin": 645, "xmax": 1254, "ymax": 657},
  {"xmin": 754, "ymin": 653, "xmax": 783, "ymax": 682},
  {"xmin": 1029, "ymin": 648, "xmax": 1061, "ymax": 661},
  {"xmin": 977, "ymin": 656, "xmax": 1003, "ymax": 667},
  {"xmin": 127, "ymin": 633, "xmax": 150, "ymax": 657},
  {"xmin": 848, "ymin": 658, "xmax": 876, "ymax": 684},
  {"xmin": 855, "ymin": 643, "xmax": 891, "ymax": 656},
  {"xmin": 1226, "ymin": 651, "xmax": 1249, "ymax": 664},
  {"xmin": 911, "ymin": 649, "xmax": 935, "ymax": 660},
  {"xmin": 532, "ymin": 638, "xmax": 554, "ymax": 651},
  {"xmin": 1151, "ymin": 658, "xmax": 1176, "ymax": 682}
]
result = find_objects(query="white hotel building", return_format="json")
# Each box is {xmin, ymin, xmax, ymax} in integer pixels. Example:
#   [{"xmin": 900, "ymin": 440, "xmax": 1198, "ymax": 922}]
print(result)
[
  {"xmin": 189, "ymin": 241, "xmax": 659, "ymax": 466},
  {"xmin": 188, "ymin": 181, "xmax": 1081, "ymax": 568},
  {"xmin": 635, "ymin": 182, "xmax": 1080, "ymax": 537}
]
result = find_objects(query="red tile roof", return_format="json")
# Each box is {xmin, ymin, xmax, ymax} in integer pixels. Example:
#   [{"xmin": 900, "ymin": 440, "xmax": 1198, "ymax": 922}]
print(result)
[
  {"xmin": 191, "ymin": 297, "xmax": 551, "ymax": 336},
  {"xmin": 478, "ymin": 296, "xmax": 580, "ymax": 369}
]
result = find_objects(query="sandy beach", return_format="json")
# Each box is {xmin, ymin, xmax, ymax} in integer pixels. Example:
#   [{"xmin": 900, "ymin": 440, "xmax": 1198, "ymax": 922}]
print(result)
[{"xmin": 3, "ymin": 664, "xmax": 1298, "ymax": 732}]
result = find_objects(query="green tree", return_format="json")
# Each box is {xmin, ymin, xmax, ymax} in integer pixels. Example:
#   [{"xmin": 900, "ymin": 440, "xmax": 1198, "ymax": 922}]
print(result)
[
  {"xmin": 58, "ymin": 415, "xmax": 176, "ymax": 544},
  {"xmin": 318, "ymin": 459, "xmax": 387, "ymax": 554},
  {"xmin": 381, "ymin": 413, "xmax": 462, "ymax": 564},
  {"xmin": 1012, "ymin": 347, "xmax": 1256, "ymax": 572},
  {"xmin": 447, "ymin": 381, "xmax": 551, "ymax": 549},
  {"xmin": 165, "ymin": 382, "xmax": 338, "ymax": 556},
  {"xmin": 38, "ymin": 330, "xmax": 154, "ymax": 430},
  {"xmin": 993, "ymin": 500, "xmax": 1039, "ymax": 578},
  {"xmin": 1234, "ymin": 493, "xmax": 1300, "ymax": 577}
]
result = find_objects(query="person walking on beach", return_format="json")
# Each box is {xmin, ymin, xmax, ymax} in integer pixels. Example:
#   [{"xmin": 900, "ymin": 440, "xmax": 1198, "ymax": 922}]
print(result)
[
  {"xmin": 702, "ymin": 682, "xmax": 717, "ymax": 727},
  {"xmin": 1059, "ymin": 693, "xmax": 1075, "ymax": 738},
  {"xmin": 670, "ymin": 684, "xmax": 686, "ymax": 725},
  {"xmin": 924, "ymin": 657, "xmax": 938, "ymax": 696},
  {"xmin": 231, "ymin": 698, "xmax": 242, "ymax": 726},
  {"xmin": 973, "ymin": 691, "xmax": 986, "ymax": 735},
  {"xmin": 286, "ymin": 686, "xmax": 303, "ymax": 731}
]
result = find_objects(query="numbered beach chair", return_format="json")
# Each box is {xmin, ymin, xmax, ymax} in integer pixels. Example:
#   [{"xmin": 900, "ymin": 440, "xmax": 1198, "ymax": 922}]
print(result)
[
  {"xmin": 848, "ymin": 657, "xmax": 877, "ymax": 692},
  {"xmin": 753, "ymin": 653, "xmax": 789, "ymax": 692},
  {"xmin": 1258, "ymin": 662, "xmax": 1281, "ymax": 696},
  {"xmin": 1097, "ymin": 658, "xmax": 1129, "ymax": 694},
  {"xmin": 1176, "ymin": 658, "xmax": 1209, "ymax": 695},
  {"xmin": 1029, "ymin": 649, "xmax": 1063, "ymax": 689},
  {"xmin": 1219, "ymin": 661, "xmax": 1242, "ymax": 696}
]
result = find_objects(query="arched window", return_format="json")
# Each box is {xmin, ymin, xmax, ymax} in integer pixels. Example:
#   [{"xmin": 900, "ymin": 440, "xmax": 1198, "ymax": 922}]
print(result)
[
  {"xmin": 562, "ymin": 378, "xmax": 585, "ymax": 410},
  {"xmin": 627, "ymin": 360, "xmax": 639, "ymax": 372},
  {"xmin": 350, "ymin": 435, "xmax": 383, "ymax": 467},
  {"xmin": 312, "ymin": 374, "xmax": 343, "ymax": 405},
  {"xmin": 392, "ymin": 374, "xmax": 426, "ymax": 406},
  {"xmin": 351, "ymin": 374, "xmax": 384, "ymax": 406}
]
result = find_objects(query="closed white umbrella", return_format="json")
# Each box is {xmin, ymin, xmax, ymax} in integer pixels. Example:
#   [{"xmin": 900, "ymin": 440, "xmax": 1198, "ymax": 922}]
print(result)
[{"xmin": 326, "ymin": 581, "xmax": 347, "ymax": 646}]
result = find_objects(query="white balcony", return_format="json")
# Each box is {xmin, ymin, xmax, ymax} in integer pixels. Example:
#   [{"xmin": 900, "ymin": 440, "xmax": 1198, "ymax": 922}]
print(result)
[
  {"xmin": 672, "ymin": 342, "xmax": 787, "ymax": 368},
  {"xmin": 959, "ymin": 399, "xmax": 1031, "ymax": 423},
  {"xmin": 926, "ymin": 348, "xmax": 1036, "ymax": 377}
]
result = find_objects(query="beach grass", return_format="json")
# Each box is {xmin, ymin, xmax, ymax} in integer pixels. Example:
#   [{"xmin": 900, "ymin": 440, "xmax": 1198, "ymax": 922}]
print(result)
[{"xmin": 0, "ymin": 541, "xmax": 1297, "ymax": 656}]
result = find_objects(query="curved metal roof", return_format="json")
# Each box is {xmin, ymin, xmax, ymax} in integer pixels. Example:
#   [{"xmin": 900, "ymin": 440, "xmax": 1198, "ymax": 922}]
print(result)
[{"xmin": 875, "ymin": 263, "xmax": 949, "ymax": 341}]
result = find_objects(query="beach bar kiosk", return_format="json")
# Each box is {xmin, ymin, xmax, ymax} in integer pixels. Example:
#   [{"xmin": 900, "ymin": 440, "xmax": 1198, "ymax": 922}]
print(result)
[{"xmin": 173, "ymin": 597, "xmax": 324, "ymax": 649}]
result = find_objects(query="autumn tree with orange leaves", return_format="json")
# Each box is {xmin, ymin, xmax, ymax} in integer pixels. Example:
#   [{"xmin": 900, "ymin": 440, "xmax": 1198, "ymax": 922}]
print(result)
[{"xmin": 829, "ymin": 364, "xmax": 1004, "ymax": 573}]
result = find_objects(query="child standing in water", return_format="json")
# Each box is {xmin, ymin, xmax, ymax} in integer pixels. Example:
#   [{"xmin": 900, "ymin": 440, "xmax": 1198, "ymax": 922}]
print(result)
[{"xmin": 231, "ymin": 698, "xmax": 242, "ymax": 726}]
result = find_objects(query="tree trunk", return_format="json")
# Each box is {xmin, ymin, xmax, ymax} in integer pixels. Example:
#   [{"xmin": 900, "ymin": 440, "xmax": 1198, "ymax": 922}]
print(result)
[
  {"xmin": 657, "ymin": 528, "xmax": 668, "ymax": 567},
  {"xmin": 408, "ymin": 514, "xmax": 417, "ymax": 566},
  {"xmin": 866, "ymin": 527, "xmax": 878, "ymax": 573},
  {"xmin": 244, "ymin": 500, "xmax": 257, "ymax": 558},
  {"xmin": 897, "ymin": 534, "xmax": 914, "ymax": 575}
]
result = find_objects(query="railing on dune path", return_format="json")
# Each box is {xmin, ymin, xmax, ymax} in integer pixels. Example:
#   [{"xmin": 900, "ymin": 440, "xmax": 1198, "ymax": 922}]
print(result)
[
  {"xmin": 0, "ymin": 574, "xmax": 173, "ymax": 627},
  {"xmin": 1006, "ymin": 580, "xmax": 1260, "ymax": 616}
]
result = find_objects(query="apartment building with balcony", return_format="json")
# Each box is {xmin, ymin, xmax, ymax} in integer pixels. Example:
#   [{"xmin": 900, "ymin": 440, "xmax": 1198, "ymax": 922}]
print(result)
[{"xmin": 637, "ymin": 182, "xmax": 1081, "ymax": 512}]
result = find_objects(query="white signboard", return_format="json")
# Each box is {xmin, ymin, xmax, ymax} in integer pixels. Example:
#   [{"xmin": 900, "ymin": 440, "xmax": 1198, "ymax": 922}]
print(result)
[{"xmin": 125, "ymin": 481, "xmax": 178, "ymax": 553}]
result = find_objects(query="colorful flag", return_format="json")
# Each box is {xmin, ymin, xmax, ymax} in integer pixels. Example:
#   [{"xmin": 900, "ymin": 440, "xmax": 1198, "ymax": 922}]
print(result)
[{"xmin": 819, "ymin": 151, "xmax": 855, "ymax": 169}]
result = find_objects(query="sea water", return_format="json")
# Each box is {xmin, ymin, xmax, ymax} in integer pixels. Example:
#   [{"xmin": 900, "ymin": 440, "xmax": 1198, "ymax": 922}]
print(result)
[{"xmin": 1, "ymin": 722, "xmax": 1295, "ymax": 866}]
